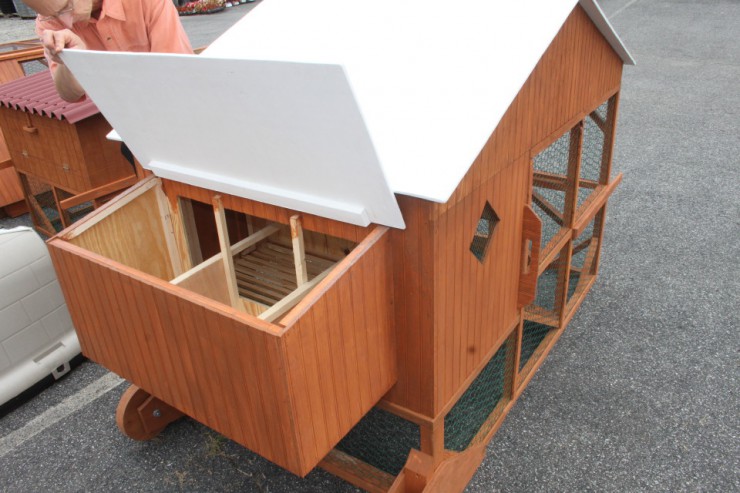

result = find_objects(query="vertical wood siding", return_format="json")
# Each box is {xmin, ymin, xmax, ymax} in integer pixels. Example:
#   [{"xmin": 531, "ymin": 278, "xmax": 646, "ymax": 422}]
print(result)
[
  {"xmin": 281, "ymin": 226, "xmax": 396, "ymax": 470},
  {"xmin": 433, "ymin": 159, "xmax": 529, "ymax": 412},
  {"xmin": 383, "ymin": 196, "xmax": 437, "ymax": 415},
  {"xmin": 48, "ymin": 240, "xmax": 304, "ymax": 473},
  {"xmin": 49, "ymin": 222, "xmax": 394, "ymax": 476}
]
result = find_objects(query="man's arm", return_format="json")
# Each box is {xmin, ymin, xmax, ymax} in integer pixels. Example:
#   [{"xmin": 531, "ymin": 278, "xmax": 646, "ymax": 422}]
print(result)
[{"xmin": 37, "ymin": 26, "xmax": 87, "ymax": 102}]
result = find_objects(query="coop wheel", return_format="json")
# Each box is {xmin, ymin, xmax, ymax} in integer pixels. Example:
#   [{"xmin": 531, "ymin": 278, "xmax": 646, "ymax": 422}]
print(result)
[{"xmin": 116, "ymin": 384, "xmax": 184, "ymax": 440}]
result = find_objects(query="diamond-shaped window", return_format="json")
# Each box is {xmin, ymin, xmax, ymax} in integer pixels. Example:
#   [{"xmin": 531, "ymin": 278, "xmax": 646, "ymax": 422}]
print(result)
[{"xmin": 470, "ymin": 202, "xmax": 500, "ymax": 263}]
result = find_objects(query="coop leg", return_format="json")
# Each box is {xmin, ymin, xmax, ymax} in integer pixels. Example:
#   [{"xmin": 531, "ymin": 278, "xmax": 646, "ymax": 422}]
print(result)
[{"xmin": 116, "ymin": 384, "xmax": 184, "ymax": 440}]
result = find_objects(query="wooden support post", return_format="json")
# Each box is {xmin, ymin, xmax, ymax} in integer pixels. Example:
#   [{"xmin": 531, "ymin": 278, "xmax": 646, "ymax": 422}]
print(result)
[
  {"xmin": 564, "ymin": 121, "xmax": 584, "ymax": 227},
  {"xmin": 290, "ymin": 215, "xmax": 309, "ymax": 286},
  {"xmin": 58, "ymin": 175, "xmax": 138, "ymax": 211},
  {"xmin": 555, "ymin": 240, "xmax": 573, "ymax": 328},
  {"xmin": 506, "ymin": 323, "xmax": 520, "ymax": 398},
  {"xmin": 156, "ymin": 185, "xmax": 184, "ymax": 277},
  {"xmin": 178, "ymin": 197, "xmax": 203, "ymax": 266},
  {"xmin": 212, "ymin": 195, "xmax": 246, "ymax": 313},
  {"xmin": 590, "ymin": 207, "xmax": 607, "ymax": 276},
  {"xmin": 18, "ymin": 173, "xmax": 55, "ymax": 236},
  {"xmin": 51, "ymin": 186, "xmax": 70, "ymax": 229},
  {"xmin": 420, "ymin": 415, "xmax": 445, "ymax": 468},
  {"xmin": 599, "ymin": 93, "xmax": 621, "ymax": 185}
]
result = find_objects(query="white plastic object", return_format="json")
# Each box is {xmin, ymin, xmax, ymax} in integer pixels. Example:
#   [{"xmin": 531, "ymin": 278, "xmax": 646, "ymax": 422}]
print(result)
[{"xmin": 0, "ymin": 227, "xmax": 80, "ymax": 406}]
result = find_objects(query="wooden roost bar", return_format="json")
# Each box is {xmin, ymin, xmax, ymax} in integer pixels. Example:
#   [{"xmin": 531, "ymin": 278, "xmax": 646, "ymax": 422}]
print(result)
[{"xmin": 47, "ymin": 1, "xmax": 633, "ymax": 491}]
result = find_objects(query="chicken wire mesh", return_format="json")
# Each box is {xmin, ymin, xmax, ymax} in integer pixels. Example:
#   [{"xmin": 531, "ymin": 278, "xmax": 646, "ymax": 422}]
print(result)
[
  {"xmin": 567, "ymin": 214, "xmax": 600, "ymax": 306},
  {"xmin": 19, "ymin": 173, "xmax": 60, "ymax": 235},
  {"xmin": 18, "ymin": 174, "xmax": 94, "ymax": 236},
  {"xmin": 445, "ymin": 342, "xmax": 511, "ymax": 452},
  {"xmin": 519, "ymin": 320, "xmax": 553, "ymax": 372},
  {"xmin": 525, "ymin": 243, "xmax": 575, "ymax": 328},
  {"xmin": 335, "ymin": 407, "xmax": 420, "ymax": 476},
  {"xmin": 577, "ymin": 100, "xmax": 612, "ymax": 210},
  {"xmin": 532, "ymin": 132, "xmax": 571, "ymax": 252},
  {"xmin": 20, "ymin": 59, "xmax": 49, "ymax": 76}
]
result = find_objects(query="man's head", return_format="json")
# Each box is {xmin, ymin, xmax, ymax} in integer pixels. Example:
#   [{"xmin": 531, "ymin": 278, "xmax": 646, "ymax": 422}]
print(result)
[{"xmin": 24, "ymin": 0, "xmax": 100, "ymax": 28}]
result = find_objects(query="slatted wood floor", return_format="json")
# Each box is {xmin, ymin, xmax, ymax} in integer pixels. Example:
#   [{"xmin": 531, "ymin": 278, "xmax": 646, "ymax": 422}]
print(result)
[{"xmin": 234, "ymin": 241, "xmax": 337, "ymax": 306}]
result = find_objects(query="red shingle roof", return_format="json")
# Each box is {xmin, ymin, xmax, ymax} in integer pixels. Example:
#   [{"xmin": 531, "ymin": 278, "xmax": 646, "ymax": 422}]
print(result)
[{"xmin": 0, "ymin": 70, "xmax": 99, "ymax": 124}]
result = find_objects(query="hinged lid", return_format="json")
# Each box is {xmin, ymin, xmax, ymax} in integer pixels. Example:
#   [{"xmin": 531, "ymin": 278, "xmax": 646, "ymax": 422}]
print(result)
[{"xmin": 61, "ymin": 50, "xmax": 405, "ymax": 229}]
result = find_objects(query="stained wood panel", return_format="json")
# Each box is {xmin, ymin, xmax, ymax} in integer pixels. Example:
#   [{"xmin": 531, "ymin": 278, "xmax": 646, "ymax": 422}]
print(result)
[
  {"xmin": 162, "ymin": 179, "xmax": 370, "ymax": 244},
  {"xmin": 0, "ymin": 110, "xmax": 133, "ymax": 193},
  {"xmin": 66, "ymin": 187, "xmax": 175, "ymax": 280},
  {"xmin": 75, "ymin": 116, "xmax": 134, "ymax": 187},
  {"xmin": 47, "ymin": 240, "xmax": 302, "ymax": 472},
  {"xmin": 0, "ymin": 110, "xmax": 88, "ymax": 192},
  {"xmin": 383, "ymin": 196, "xmax": 436, "ymax": 416},
  {"xmin": 432, "ymin": 159, "xmax": 529, "ymax": 412},
  {"xmin": 172, "ymin": 256, "xmax": 231, "ymax": 305},
  {"xmin": 280, "ymin": 226, "xmax": 396, "ymax": 470},
  {"xmin": 48, "ymin": 212, "xmax": 395, "ymax": 476},
  {"xmin": 0, "ymin": 166, "xmax": 23, "ymax": 207}
]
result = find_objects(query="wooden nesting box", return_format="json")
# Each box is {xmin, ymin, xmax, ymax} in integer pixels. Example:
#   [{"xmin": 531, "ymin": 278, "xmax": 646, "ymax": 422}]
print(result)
[
  {"xmin": 47, "ymin": 1, "xmax": 633, "ymax": 491},
  {"xmin": 0, "ymin": 39, "xmax": 46, "ymax": 217},
  {"xmin": 0, "ymin": 70, "xmax": 137, "ymax": 235}
]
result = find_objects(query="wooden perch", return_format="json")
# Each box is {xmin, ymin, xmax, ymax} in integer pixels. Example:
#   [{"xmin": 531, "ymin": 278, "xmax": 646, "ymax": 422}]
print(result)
[
  {"xmin": 290, "ymin": 215, "xmax": 309, "ymax": 286},
  {"xmin": 212, "ymin": 195, "xmax": 246, "ymax": 313},
  {"xmin": 258, "ymin": 267, "xmax": 332, "ymax": 323}
]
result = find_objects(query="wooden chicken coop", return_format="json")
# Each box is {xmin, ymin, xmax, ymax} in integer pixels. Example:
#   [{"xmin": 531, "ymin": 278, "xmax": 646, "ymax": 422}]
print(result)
[
  {"xmin": 0, "ymin": 70, "xmax": 137, "ymax": 236},
  {"xmin": 0, "ymin": 39, "xmax": 47, "ymax": 218},
  {"xmin": 46, "ymin": 1, "xmax": 633, "ymax": 491}
]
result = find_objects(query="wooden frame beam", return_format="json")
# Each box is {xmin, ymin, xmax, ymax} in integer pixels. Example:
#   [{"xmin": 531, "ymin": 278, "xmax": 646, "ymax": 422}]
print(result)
[
  {"xmin": 290, "ymin": 215, "xmax": 309, "ymax": 286},
  {"xmin": 258, "ymin": 266, "xmax": 333, "ymax": 323},
  {"xmin": 58, "ymin": 174, "xmax": 138, "ymax": 211},
  {"xmin": 533, "ymin": 170, "xmax": 599, "ymax": 191},
  {"xmin": 531, "ymin": 191, "xmax": 564, "ymax": 226},
  {"xmin": 212, "ymin": 195, "xmax": 247, "ymax": 313}
]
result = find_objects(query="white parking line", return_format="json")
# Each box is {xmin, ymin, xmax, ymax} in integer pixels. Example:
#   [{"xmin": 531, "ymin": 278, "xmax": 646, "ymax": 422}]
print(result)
[{"xmin": 0, "ymin": 372, "xmax": 124, "ymax": 459}]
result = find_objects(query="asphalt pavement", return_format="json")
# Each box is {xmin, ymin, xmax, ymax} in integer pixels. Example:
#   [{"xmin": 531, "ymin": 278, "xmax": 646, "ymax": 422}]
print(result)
[{"xmin": 1, "ymin": 1, "xmax": 738, "ymax": 491}]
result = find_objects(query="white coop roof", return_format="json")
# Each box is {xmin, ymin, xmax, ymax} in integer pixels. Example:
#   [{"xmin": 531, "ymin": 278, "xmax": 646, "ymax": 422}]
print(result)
[{"xmin": 62, "ymin": 0, "xmax": 631, "ymax": 229}]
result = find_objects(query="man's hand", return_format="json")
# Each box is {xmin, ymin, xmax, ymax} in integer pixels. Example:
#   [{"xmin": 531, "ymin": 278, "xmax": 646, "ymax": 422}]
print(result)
[{"xmin": 40, "ymin": 29, "xmax": 87, "ymax": 65}]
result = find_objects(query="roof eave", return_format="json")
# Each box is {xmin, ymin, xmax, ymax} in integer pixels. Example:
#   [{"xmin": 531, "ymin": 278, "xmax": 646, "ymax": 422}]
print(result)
[{"xmin": 579, "ymin": 0, "xmax": 636, "ymax": 65}]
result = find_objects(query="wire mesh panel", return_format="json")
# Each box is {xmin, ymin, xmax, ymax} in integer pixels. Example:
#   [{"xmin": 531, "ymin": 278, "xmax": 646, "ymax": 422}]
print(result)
[
  {"xmin": 567, "ymin": 213, "xmax": 602, "ymax": 307},
  {"xmin": 445, "ymin": 342, "xmax": 512, "ymax": 452},
  {"xmin": 20, "ymin": 59, "xmax": 49, "ymax": 76},
  {"xmin": 17, "ymin": 174, "xmax": 97, "ymax": 237},
  {"xmin": 532, "ymin": 132, "xmax": 573, "ymax": 253},
  {"xmin": 519, "ymin": 320, "xmax": 553, "ymax": 372},
  {"xmin": 19, "ymin": 173, "xmax": 61, "ymax": 236},
  {"xmin": 335, "ymin": 407, "xmax": 420, "ymax": 476},
  {"xmin": 577, "ymin": 100, "xmax": 611, "ymax": 210},
  {"xmin": 526, "ymin": 242, "xmax": 572, "ymax": 329}
]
